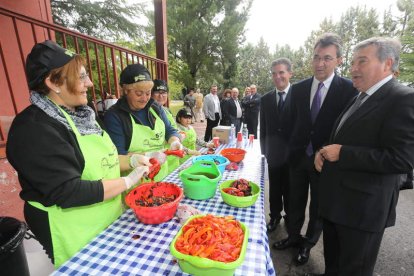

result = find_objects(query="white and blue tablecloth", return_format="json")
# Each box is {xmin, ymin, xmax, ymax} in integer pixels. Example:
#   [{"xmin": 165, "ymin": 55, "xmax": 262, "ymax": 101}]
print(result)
[{"xmin": 53, "ymin": 142, "xmax": 276, "ymax": 276}]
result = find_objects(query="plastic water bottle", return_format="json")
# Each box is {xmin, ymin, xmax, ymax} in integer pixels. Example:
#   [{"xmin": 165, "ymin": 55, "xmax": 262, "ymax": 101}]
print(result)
[
  {"xmin": 230, "ymin": 124, "xmax": 236, "ymax": 145},
  {"xmin": 242, "ymin": 123, "xmax": 248, "ymax": 141}
]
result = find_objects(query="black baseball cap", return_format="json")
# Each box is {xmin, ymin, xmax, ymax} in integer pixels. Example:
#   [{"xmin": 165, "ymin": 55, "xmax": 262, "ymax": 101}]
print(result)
[
  {"xmin": 176, "ymin": 108, "xmax": 192, "ymax": 118},
  {"xmin": 119, "ymin": 63, "xmax": 152, "ymax": 85},
  {"xmin": 25, "ymin": 40, "xmax": 77, "ymax": 89},
  {"xmin": 152, "ymin": 79, "xmax": 168, "ymax": 92}
]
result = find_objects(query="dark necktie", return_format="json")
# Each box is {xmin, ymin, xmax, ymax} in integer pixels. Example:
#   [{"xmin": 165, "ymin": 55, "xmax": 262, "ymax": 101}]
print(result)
[
  {"xmin": 335, "ymin": 92, "xmax": 368, "ymax": 135},
  {"xmin": 306, "ymin": 82, "xmax": 324, "ymax": 156},
  {"xmin": 310, "ymin": 82, "xmax": 324, "ymax": 123},
  {"xmin": 277, "ymin": 91, "xmax": 285, "ymax": 112}
]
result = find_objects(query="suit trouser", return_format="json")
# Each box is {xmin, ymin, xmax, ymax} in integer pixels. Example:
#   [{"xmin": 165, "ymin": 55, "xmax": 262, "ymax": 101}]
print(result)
[
  {"xmin": 288, "ymin": 154, "xmax": 323, "ymax": 247},
  {"xmin": 323, "ymin": 218, "xmax": 384, "ymax": 276},
  {"xmin": 245, "ymin": 112, "xmax": 259, "ymax": 139},
  {"xmin": 204, "ymin": 112, "xmax": 220, "ymax": 142},
  {"xmin": 268, "ymin": 162, "xmax": 290, "ymax": 221}
]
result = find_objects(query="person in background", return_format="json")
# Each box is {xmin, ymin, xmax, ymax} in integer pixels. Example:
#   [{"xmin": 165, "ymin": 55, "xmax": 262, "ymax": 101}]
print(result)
[
  {"xmin": 260, "ymin": 58, "xmax": 293, "ymax": 233},
  {"xmin": 222, "ymin": 87, "xmax": 242, "ymax": 134},
  {"xmin": 203, "ymin": 84, "xmax": 221, "ymax": 142},
  {"xmin": 6, "ymin": 40, "xmax": 150, "ymax": 267},
  {"xmin": 104, "ymin": 64, "xmax": 183, "ymax": 182},
  {"xmin": 151, "ymin": 79, "xmax": 181, "ymax": 173},
  {"xmin": 274, "ymin": 33, "xmax": 357, "ymax": 266},
  {"xmin": 241, "ymin": 86, "xmax": 251, "ymax": 125},
  {"xmin": 176, "ymin": 108, "xmax": 214, "ymax": 163},
  {"xmin": 183, "ymin": 88, "xmax": 196, "ymax": 123},
  {"xmin": 311, "ymin": 37, "xmax": 414, "ymax": 276},
  {"xmin": 242, "ymin": 84, "xmax": 261, "ymax": 138},
  {"xmin": 194, "ymin": 88, "xmax": 204, "ymax": 122},
  {"xmin": 220, "ymin": 88, "xmax": 233, "ymax": 126}
]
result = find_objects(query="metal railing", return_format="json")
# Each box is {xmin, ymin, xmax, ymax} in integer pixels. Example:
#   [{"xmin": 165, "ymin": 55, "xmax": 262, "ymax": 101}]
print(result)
[{"xmin": 0, "ymin": 6, "xmax": 167, "ymax": 148}]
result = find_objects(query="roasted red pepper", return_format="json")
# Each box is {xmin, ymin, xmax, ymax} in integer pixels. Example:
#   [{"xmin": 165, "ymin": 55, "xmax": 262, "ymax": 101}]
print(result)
[
  {"xmin": 164, "ymin": 149, "xmax": 185, "ymax": 158},
  {"xmin": 147, "ymin": 158, "xmax": 161, "ymax": 180},
  {"xmin": 175, "ymin": 215, "xmax": 244, "ymax": 263}
]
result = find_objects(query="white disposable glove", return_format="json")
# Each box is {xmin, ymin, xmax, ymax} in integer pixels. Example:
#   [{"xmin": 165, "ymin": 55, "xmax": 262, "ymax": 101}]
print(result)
[
  {"xmin": 122, "ymin": 166, "xmax": 150, "ymax": 189},
  {"xmin": 206, "ymin": 142, "xmax": 215, "ymax": 148},
  {"xmin": 129, "ymin": 154, "xmax": 151, "ymax": 168},
  {"xmin": 170, "ymin": 140, "xmax": 183, "ymax": 150},
  {"xmin": 145, "ymin": 151, "xmax": 167, "ymax": 164},
  {"xmin": 187, "ymin": 149, "xmax": 201, "ymax": 156}
]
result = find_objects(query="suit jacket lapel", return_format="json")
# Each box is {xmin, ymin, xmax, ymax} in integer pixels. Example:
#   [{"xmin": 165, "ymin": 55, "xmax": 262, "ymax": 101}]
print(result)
[
  {"xmin": 320, "ymin": 74, "xmax": 339, "ymax": 111},
  {"xmin": 334, "ymin": 79, "xmax": 394, "ymax": 139}
]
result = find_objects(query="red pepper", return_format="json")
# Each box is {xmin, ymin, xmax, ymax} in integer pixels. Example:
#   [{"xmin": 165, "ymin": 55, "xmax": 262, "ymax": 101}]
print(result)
[
  {"xmin": 164, "ymin": 149, "xmax": 185, "ymax": 158},
  {"xmin": 147, "ymin": 158, "xmax": 161, "ymax": 180}
]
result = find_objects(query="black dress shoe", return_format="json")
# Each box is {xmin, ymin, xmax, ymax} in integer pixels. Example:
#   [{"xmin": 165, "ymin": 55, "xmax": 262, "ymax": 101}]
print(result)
[
  {"xmin": 295, "ymin": 246, "xmax": 311, "ymax": 265},
  {"xmin": 266, "ymin": 218, "xmax": 281, "ymax": 232},
  {"xmin": 272, "ymin": 237, "xmax": 300, "ymax": 250}
]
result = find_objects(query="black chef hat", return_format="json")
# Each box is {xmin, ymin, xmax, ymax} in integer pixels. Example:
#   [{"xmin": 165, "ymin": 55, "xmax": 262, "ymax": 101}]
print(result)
[
  {"xmin": 25, "ymin": 40, "xmax": 76, "ymax": 90},
  {"xmin": 152, "ymin": 79, "xmax": 168, "ymax": 93},
  {"xmin": 176, "ymin": 108, "xmax": 192, "ymax": 121},
  {"xmin": 119, "ymin": 63, "xmax": 152, "ymax": 85}
]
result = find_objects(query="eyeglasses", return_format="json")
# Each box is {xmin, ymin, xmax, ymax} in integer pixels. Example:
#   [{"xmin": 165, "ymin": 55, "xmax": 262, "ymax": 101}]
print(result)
[
  {"xmin": 79, "ymin": 72, "xmax": 90, "ymax": 82},
  {"xmin": 313, "ymin": 55, "xmax": 336, "ymax": 63}
]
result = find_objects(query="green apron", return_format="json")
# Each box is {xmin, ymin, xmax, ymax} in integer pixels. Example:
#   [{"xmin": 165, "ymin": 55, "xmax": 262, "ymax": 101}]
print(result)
[
  {"xmin": 163, "ymin": 106, "xmax": 180, "ymax": 173},
  {"xmin": 180, "ymin": 126, "xmax": 197, "ymax": 164},
  {"xmin": 128, "ymin": 108, "xmax": 168, "ymax": 181},
  {"xmin": 29, "ymin": 107, "xmax": 122, "ymax": 268}
]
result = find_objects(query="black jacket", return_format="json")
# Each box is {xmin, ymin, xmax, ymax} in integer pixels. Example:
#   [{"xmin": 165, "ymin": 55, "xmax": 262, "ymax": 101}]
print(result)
[
  {"xmin": 319, "ymin": 79, "xmax": 414, "ymax": 232},
  {"xmin": 6, "ymin": 105, "xmax": 103, "ymax": 208},
  {"xmin": 285, "ymin": 75, "xmax": 357, "ymax": 164},
  {"xmin": 260, "ymin": 88, "xmax": 291, "ymax": 167}
]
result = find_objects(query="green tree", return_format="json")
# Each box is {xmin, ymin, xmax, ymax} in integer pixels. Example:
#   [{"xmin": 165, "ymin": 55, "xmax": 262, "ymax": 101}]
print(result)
[
  {"xmin": 395, "ymin": 0, "xmax": 414, "ymax": 86},
  {"xmin": 167, "ymin": 0, "xmax": 252, "ymax": 89},
  {"xmin": 51, "ymin": 0, "xmax": 147, "ymax": 42},
  {"xmin": 237, "ymin": 38, "xmax": 273, "ymax": 93},
  {"xmin": 337, "ymin": 6, "xmax": 379, "ymax": 76}
]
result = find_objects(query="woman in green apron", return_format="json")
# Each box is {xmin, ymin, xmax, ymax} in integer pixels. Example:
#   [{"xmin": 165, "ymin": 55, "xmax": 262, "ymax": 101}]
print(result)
[
  {"xmin": 175, "ymin": 108, "xmax": 214, "ymax": 164},
  {"xmin": 151, "ymin": 79, "xmax": 181, "ymax": 173},
  {"xmin": 104, "ymin": 65, "xmax": 183, "ymax": 182},
  {"xmin": 6, "ymin": 41, "xmax": 150, "ymax": 268}
]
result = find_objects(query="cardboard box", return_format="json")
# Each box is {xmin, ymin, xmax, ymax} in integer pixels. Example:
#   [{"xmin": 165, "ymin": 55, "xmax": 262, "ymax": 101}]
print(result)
[{"xmin": 212, "ymin": 126, "xmax": 231, "ymax": 144}]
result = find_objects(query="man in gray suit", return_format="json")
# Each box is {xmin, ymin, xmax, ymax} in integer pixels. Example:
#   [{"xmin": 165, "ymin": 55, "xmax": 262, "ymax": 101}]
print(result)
[{"xmin": 203, "ymin": 84, "xmax": 221, "ymax": 141}]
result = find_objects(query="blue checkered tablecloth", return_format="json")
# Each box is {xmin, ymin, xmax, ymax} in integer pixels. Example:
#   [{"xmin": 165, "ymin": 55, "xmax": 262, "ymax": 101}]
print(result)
[{"xmin": 53, "ymin": 141, "xmax": 276, "ymax": 276}]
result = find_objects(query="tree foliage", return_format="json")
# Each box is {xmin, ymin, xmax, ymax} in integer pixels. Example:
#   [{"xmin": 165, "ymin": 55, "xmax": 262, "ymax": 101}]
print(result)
[
  {"xmin": 167, "ymin": 0, "xmax": 252, "ymax": 90},
  {"xmin": 51, "ymin": 0, "xmax": 148, "ymax": 42}
]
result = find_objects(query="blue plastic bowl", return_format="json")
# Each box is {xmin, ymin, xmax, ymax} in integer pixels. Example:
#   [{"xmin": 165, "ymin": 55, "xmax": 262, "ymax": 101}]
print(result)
[{"xmin": 192, "ymin": 155, "xmax": 230, "ymax": 174}]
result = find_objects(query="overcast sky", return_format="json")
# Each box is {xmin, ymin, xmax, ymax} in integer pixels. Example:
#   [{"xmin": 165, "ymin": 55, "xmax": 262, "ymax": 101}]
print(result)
[{"xmin": 245, "ymin": 0, "xmax": 399, "ymax": 50}]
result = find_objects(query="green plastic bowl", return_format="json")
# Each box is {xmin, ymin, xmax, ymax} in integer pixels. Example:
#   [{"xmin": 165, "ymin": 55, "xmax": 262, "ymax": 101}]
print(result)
[
  {"xmin": 179, "ymin": 160, "xmax": 222, "ymax": 200},
  {"xmin": 220, "ymin": 180, "xmax": 261, "ymax": 207},
  {"xmin": 170, "ymin": 214, "xmax": 249, "ymax": 276}
]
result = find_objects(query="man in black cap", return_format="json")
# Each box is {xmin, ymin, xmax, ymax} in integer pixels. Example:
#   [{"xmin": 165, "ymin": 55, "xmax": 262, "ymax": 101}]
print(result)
[{"xmin": 104, "ymin": 64, "xmax": 183, "ymax": 181}]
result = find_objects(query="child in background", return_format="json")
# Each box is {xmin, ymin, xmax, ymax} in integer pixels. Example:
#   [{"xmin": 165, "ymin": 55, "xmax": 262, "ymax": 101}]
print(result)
[{"xmin": 176, "ymin": 108, "xmax": 214, "ymax": 163}]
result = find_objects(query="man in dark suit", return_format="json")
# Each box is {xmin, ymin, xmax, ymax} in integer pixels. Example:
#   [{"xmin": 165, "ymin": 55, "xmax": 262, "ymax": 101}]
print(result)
[
  {"xmin": 222, "ymin": 87, "xmax": 243, "ymax": 133},
  {"xmin": 242, "ymin": 84, "xmax": 261, "ymax": 138},
  {"xmin": 260, "ymin": 58, "xmax": 293, "ymax": 232},
  {"xmin": 312, "ymin": 37, "xmax": 414, "ymax": 276},
  {"xmin": 273, "ymin": 33, "xmax": 357, "ymax": 266}
]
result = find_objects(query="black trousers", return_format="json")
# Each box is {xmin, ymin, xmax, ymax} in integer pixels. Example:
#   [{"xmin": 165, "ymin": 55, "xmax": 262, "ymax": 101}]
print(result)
[
  {"xmin": 323, "ymin": 219, "xmax": 384, "ymax": 276},
  {"xmin": 268, "ymin": 162, "xmax": 290, "ymax": 221},
  {"xmin": 24, "ymin": 202, "xmax": 54, "ymax": 263},
  {"xmin": 204, "ymin": 112, "xmax": 220, "ymax": 142},
  {"xmin": 288, "ymin": 154, "xmax": 322, "ymax": 247},
  {"xmin": 245, "ymin": 112, "xmax": 259, "ymax": 139}
]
